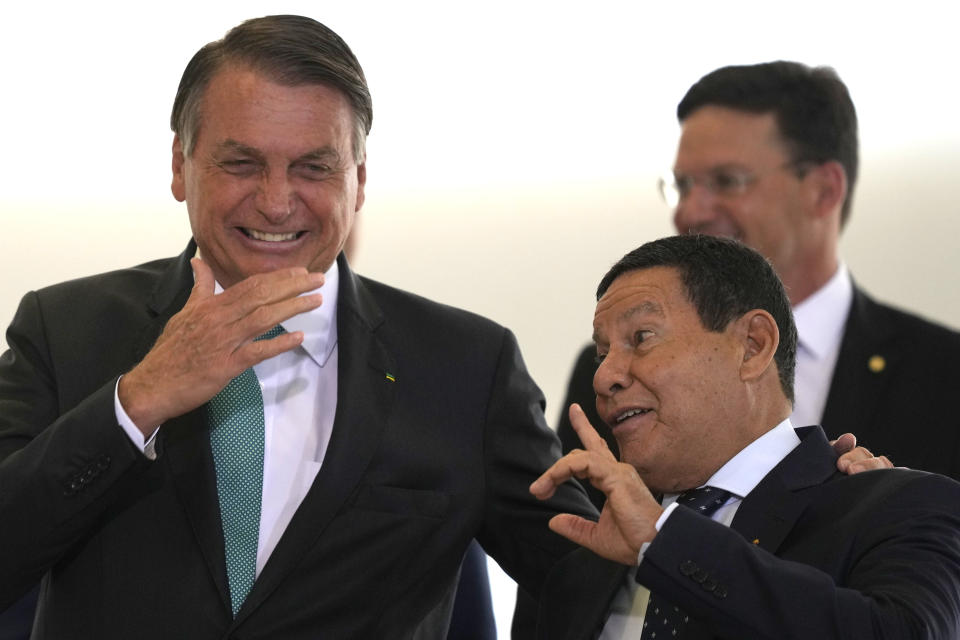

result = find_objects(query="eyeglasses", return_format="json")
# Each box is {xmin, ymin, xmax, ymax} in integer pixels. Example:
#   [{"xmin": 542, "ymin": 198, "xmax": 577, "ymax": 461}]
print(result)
[{"xmin": 657, "ymin": 162, "xmax": 808, "ymax": 208}]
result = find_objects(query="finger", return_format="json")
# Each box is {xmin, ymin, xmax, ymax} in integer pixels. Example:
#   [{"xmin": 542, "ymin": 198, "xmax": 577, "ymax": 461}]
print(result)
[
  {"xmin": 530, "ymin": 457, "xmax": 578, "ymax": 500},
  {"xmin": 547, "ymin": 513, "xmax": 598, "ymax": 548},
  {"xmin": 846, "ymin": 455, "xmax": 894, "ymax": 474},
  {"xmin": 568, "ymin": 404, "xmax": 615, "ymax": 459},
  {"xmin": 233, "ymin": 329, "xmax": 307, "ymax": 369},
  {"xmin": 836, "ymin": 445, "xmax": 874, "ymax": 472},
  {"xmin": 830, "ymin": 432, "xmax": 857, "ymax": 455},
  {"xmin": 531, "ymin": 448, "xmax": 622, "ymax": 501},
  {"xmin": 190, "ymin": 257, "xmax": 216, "ymax": 300},
  {"xmin": 232, "ymin": 291, "xmax": 324, "ymax": 345},
  {"xmin": 220, "ymin": 268, "xmax": 325, "ymax": 314}
]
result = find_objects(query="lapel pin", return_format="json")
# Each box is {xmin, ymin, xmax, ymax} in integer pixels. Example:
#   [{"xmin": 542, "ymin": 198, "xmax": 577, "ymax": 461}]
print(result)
[
  {"xmin": 752, "ymin": 539, "xmax": 760, "ymax": 545},
  {"xmin": 868, "ymin": 355, "xmax": 886, "ymax": 374},
  {"xmin": 385, "ymin": 373, "xmax": 396, "ymax": 382}
]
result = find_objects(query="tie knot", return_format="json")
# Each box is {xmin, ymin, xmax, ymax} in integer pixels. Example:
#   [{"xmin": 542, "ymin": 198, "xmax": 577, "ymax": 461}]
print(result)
[
  {"xmin": 255, "ymin": 325, "xmax": 286, "ymax": 342},
  {"xmin": 676, "ymin": 486, "xmax": 732, "ymax": 518}
]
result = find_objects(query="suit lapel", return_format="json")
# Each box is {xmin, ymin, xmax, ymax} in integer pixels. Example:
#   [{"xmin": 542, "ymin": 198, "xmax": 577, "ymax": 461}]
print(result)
[
  {"xmin": 730, "ymin": 426, "xmax": 837, "ymax": 554},
  {"xmin": 141, "ymin": 242, "xmax": 234, "ymax": 611},
  {"xmin": 163, "ymin": 409, "xmax": 233, "ymax": 610},
  {"xmin": 238, "ymin": 255, "xmax": 398, "ymax": 619},
  {"xmin": 820, "ymin": 285, "xmax": 898, "ymax": 441}
]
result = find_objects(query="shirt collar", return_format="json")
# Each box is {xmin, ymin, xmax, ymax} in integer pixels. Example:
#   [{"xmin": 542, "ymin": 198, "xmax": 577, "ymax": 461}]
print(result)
[
  {"xmin": 212, "ymin": 261, "xmax": 339, "ymax": 368},
  {"xmin": 792, "ymin": 262, "xmax": 853, "ymax": 360},
  {"xmin": 665, "ymin": 419, "xmax": 801, "ymax": 502}
]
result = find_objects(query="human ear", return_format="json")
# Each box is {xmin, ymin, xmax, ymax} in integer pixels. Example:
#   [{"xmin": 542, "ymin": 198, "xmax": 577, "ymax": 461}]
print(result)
[
  {"xmin": 171, "ymin": 135, "xmax": 186, "ymax": 203},
  {"xmin": 354, "ymin": 163, "xmax": 366, "ymax": 211},
  {"xmin": 738, "ymin": 310, "xmax": 779, "ymax": 382},
  {"xmin": 807, "ymin": 160, "xmax": 847, "ymax": 221}
]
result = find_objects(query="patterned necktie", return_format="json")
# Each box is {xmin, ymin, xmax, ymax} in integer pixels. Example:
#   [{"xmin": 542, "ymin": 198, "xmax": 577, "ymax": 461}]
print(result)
[
  {"xmin": 640, "ymin": 486, "xmax": 733, "ymax": 639},
  {"xmin": 208, "ymin": 325, "xmax": 285, "ymax": 616}
]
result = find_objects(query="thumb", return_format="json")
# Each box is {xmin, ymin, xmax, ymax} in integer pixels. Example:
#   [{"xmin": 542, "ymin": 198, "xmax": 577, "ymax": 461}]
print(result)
[
  {"xmin": 548, "ymin": 513, "xmax": 598, "ymax": 548},
  {"xmin": 190, "ymin": 257, "xmax": 215, "ymax": 298},
  {"xmin": 831, "ymin": 432, "xmax": 857, "ymax": 456}
]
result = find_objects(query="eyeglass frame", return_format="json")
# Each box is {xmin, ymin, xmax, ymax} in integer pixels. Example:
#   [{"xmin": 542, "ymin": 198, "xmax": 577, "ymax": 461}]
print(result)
[{"xmin": 657, "ymin": 161, "xmax": 812, "ymax": 208}]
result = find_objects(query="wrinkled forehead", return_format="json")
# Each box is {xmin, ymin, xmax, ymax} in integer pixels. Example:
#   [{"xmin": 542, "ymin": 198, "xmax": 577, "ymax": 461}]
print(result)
[{"xmin": 593, "ymin": 267, "xmax": 689, "ymax": 336}]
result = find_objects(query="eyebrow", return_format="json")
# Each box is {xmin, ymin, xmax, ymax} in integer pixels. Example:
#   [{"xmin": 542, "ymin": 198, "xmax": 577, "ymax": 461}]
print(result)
[
  {"xmin": 592, "ymin": 300, "xmax": 663, "ymax": 343},
  {"xmin": 675, "ymin": 163, "xmax": 748, "ymax": 176},
  {"xmin": 216, "ymin": 139, "xmax": 264, "ymax": 160},
  {"xmin": 297, "ymin": 147, "xmax": 342, "ymax": 164},
  {"xmin": 214, "ymin": 139, "xmax": 343, "ymax": 165}
]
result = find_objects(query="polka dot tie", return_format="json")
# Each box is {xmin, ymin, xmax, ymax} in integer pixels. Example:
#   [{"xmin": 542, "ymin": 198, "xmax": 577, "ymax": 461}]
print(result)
[
  {"xmin": 208, "ymin": 325, "xmax": 285, "ymax": 616},
  {"xmin": 640, "ymin": 486, "xmax": 733, "ymax": 639}
]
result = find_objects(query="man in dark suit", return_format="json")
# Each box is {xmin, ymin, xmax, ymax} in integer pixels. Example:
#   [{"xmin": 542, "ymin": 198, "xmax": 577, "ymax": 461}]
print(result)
[
  {"xmin": 556, "ymin": 61, "xmax": 960, "ymax": 485},
  {"xmin": 531, "ymin": 235, "xmax": 960, "ymax": 639},
  {"xmin": 0, "ymin": 16, "xmax": 594, "ymax": 638}
]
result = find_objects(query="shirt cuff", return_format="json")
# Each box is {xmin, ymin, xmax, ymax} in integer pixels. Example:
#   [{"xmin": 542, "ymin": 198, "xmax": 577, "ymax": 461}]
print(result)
[
  {"xmin": 114, "ymin": 376, "xmax": 160, "ymax": 460},
  {"xmin": 636, "ymin": 502, "xmax": 680, "ymax": 564}
]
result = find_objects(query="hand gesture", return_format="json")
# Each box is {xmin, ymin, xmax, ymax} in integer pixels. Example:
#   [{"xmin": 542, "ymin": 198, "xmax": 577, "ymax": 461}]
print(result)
[
  {"xmin": 118, "ymin": 258, "xmax": 324, "ymax": 435},
  {"xmin": 530, "ymin": 404, "xmax": 664, "ymax": 565}
]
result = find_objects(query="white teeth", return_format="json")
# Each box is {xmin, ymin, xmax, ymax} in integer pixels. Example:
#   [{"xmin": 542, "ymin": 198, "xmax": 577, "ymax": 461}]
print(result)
[
  {"xmin": 246, "ymin": 228, "xmax": 298, "ymax": 242},
  {"xmin": 617, "ymin": 408, "xmax": 649, "ymax": 423}
]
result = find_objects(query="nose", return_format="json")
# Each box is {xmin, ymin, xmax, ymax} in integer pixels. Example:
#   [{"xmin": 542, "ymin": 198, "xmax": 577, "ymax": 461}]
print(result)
[
  {"xmin": 673, "ymin": 183, "xmax": 718, "ymax": 235},
  {"xmin": 255, "ymin": 170, "xmax": 294, "ymax": 223},
  {"xmin": 593, "ymin": 347, "xmax": 633, "ymax": 399}
]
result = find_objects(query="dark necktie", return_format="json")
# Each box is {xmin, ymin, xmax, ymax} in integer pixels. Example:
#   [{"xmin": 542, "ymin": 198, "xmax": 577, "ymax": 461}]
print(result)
[
  {"xmin": 639, "ymin": 486, "xmax": 733, "ymax": 639},
  {"xmin": 208, "ymin": 325, "xmax": 285, "ymax": 616}
]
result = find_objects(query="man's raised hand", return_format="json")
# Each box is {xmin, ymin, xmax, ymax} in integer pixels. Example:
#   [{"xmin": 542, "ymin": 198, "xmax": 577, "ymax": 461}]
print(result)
[
  {"xmin": 531, "ymin": 404, "xmax": 663, "ymax": 565},
  {"xmin": 118, "ymin": 258, "xmax": 324, "ymax": 435}
]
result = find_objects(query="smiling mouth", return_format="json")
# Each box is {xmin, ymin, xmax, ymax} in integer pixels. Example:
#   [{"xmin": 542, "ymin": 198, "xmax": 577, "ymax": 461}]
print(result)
[
  {"xmin": 615, "ymin": 408, "xmax": 652, "ymax": 424},
  {"xmin": 241, "ymin": 227, "xmax": 305, "ymax": 242}
]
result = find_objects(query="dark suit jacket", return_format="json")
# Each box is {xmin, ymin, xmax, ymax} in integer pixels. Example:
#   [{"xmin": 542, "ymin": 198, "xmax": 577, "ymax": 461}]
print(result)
[
  {"xmin": 556, "ymin": 284, "xmax": 960, "ymax": 486},
  {"xmin": 0, "ymin": 243, "xmax": 594, "ymax": 639},
  {"xmin": 537, "ymin": 427, "xmax": 960, "ymax": 639}
]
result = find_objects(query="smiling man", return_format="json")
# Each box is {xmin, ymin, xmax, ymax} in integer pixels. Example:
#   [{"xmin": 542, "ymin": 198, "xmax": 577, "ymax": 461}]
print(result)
[
  {"xmin": 556, "ymin": 61, "xmax": 960, "ymax": 489},
  {"xmin": 0, "ymin": 16, "xmax": 593, "ymax": 639},
  {"xmin": 531, "ymin": 235, "xmax": 960, "ymax": 639}
]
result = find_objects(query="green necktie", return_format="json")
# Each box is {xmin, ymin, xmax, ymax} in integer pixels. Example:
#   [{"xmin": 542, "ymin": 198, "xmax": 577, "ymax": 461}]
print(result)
[{"xmin": 208, "ymin": 325, "xmax": 285, "ymax": 616}]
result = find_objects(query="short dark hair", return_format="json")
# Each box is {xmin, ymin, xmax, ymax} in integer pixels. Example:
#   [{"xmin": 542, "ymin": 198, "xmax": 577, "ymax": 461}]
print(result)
[
  {"xmin": 170, "ymin": 15, "xmax": 372, "ymax": 162},
  {"xmin": 596, "ymin": 235, "xmax": 797, "ymax": 403},
  {"xmin": 677, "ymin": 61, "xmax": 858, "ymax": 227}
]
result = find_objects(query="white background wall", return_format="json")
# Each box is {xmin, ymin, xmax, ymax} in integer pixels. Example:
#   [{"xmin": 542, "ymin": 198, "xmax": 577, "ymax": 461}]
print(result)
[{"xmin": 3, "ymin": 1, "xmax": 959, "ymax": 635}]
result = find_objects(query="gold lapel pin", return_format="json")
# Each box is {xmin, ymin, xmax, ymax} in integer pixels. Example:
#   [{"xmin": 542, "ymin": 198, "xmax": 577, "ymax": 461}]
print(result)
[
  {"xmin": 385, "ymin": 373, "xmax": 396, "ymax": 382},
  {"xmin": 868, "ymin": 355, "xmax": 886, "ymax": 374},
  {"xmin": 752, "ymin": 539, "xmax": 760, "ymax": 545}
]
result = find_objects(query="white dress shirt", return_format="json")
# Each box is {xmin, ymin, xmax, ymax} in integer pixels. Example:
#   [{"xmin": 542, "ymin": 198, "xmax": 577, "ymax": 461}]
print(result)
[
  {"xmin": 115, "ymin": 262, "xmax": 340, "ymax": 577},
  {"xmin": 599, "ymin": 419, "xmax": 802, "ymax": 639},
  {"xmin": 790, "ymin": 263, "xmax": 853, "ymax": 427}
]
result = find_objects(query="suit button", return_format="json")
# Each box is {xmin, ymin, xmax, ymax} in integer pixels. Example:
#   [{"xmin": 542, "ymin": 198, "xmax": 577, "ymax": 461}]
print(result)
[
  {"xmin": 692, "ymin": 568, "xmax": 709, "ymax": 584},
  {"xmin": 679, "ymin": 560, "xmax": 698, "ymax": 576},
  {"xmin": 67, "ymin": 479, "xmax": 83, "ymax": 494},
  {"xmin": 82, "ymin": 469, "xmax": 96, "ymax": 482},
  {"xmin": 96, "ymin": 455, "xmax": 111, "ymax": 470},
  {"xmin": 714, "ymin": 585, "xmax": 728, "ymax": 599},
  {"xmin": 701, "ymin": 578, "xmax": 717, "ymax": 592}
]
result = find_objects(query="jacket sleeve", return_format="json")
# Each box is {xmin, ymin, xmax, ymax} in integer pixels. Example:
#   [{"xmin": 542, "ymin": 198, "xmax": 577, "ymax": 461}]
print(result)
[
  {"xmin": 0, "ymin": 290, "xmax": 151, "ymax": 609},
  {"xmin": 476, "ymin": 327, "xmax": 598, "ymax": 599},
  {"xmin": 636, "ymin": 474, "xmax": 960, "ymax": 639}
]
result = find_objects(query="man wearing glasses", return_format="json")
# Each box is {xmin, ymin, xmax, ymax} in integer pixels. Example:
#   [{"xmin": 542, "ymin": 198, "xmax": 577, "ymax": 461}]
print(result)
[{"xmin": 554, "ymin": 61, "xmax": 960, "ymax": 494}]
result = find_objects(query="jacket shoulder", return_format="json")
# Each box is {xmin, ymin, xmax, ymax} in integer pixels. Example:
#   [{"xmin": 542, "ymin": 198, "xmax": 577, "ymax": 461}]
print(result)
[
  {"xmin": 853, "ymin": 287, "xmax": 960, "ymax": 346},
  {"xmin": 357, "ymin": 274, "xmax": 509, "ymax": 338},
  {"xmin": 31, "ymin": 256, "xmax": 179, "ymax": 309}
]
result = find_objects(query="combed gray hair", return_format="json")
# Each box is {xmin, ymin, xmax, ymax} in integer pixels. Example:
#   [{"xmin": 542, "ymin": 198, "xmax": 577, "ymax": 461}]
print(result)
[{"xmin": 170, "ymin": 15, "xmax": 372, "ymax": 163}]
